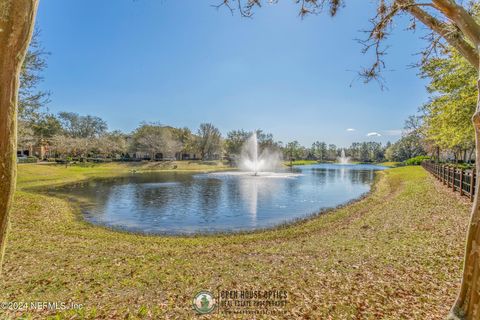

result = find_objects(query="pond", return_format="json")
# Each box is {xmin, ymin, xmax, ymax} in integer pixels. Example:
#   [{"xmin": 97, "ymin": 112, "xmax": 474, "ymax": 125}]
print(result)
[{"xmin": 47, "ymin": 163, "xmax": 386, "ymax": 234}]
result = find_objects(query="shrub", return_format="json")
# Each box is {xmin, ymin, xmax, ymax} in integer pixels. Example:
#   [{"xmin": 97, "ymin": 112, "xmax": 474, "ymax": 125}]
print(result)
[
  {"xmin": 87, "ymin": 158, "xmax": 113, "ymax": 163},
  {"xmin": 454, "ymin": 163, "xmax": 474, "ymax": 170},
  {"xmin": 17, "ymin": 156, "xmax": 38, "ymax": 164},
  {"xmin": 404, "ymin": 155, "xmax": 430, "ymax": 166}
]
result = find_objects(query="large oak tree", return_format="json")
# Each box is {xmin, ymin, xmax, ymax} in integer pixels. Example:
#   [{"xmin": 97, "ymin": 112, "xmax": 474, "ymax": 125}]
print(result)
[
  {"xmin": 2, "ymin": 0, "xmax": 480, "ymax": 318},
  {"xmin": 0, "ymin": 0, "xmax": 38, "ymax": 273}
]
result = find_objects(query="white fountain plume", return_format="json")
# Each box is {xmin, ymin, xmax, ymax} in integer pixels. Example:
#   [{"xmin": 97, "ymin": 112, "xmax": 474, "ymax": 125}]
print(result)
[
  {"xmin": 210, "ymin": 131, "xmax": 301, "ymax": 179},
  {"xmin": 251, "ymin": 132, "xmax": 259, "ymax": 175},
  {"xmin": 338, "ymin": 149, "xmax": 350, "ymax": 164},
  {"xmin": 239, "ymin": 132, "xmax": 281, "ymax": 174}
]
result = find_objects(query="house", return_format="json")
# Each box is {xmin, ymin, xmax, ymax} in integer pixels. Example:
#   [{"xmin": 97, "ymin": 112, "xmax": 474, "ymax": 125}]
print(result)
[{"xmin": 17, "ymin": 142, "xmax": 52, "ymax": 159}]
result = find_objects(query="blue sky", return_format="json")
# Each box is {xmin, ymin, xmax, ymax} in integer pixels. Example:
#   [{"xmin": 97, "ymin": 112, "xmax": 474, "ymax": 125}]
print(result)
[{"xmin": 35, "ymin": 0, "xmax": 430, "ymax": 147}]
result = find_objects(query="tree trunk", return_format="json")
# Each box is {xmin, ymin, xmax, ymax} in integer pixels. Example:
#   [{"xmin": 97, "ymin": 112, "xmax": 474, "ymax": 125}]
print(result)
[
  {"xmin": 450, "ymin": 57, "xmax": 480, "ymax": 320},
  {"xmin": 0, "ymin": 0, "xmax": 38, "ymax": 271}
]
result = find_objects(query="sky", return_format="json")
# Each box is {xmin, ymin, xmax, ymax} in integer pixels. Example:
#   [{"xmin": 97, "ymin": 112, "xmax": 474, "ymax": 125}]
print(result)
[{"xmin": 35, "ymin": 0, "xmax": 430, "ymax": 147}]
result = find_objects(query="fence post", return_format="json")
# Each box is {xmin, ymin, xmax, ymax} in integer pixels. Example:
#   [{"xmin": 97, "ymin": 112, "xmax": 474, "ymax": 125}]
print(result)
[
  {"xmin": 452, "ymin": 167, "xmax": 456, "ymax": 192},
  {"xmin": 424, "ymin": 162, "xmax": 475, "ymax": 200},
  {"xmin": 447, "ymin": 166, "xmax": 451, "ymax": 187},
  {"xmin": 445, "ymin": 165, "xmax": 448, "ymax": 184},
  {"xmin": 451, "ymin": 167, "xmax": 454, "ymax": 189},
  {"xmin": 448, "ymin": 166, "xmax": 451, "ymax": 187},
  {"xmin": 472, "ymin": 169, "xmax": 476, "ymax": 202},
  {"xmin": 460, "ymin": 169, "xmax": 464, "ymax": 196}
]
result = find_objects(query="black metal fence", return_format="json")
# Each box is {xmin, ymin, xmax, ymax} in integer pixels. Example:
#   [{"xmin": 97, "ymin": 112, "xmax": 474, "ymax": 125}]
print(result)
[{"xmin": 422, "ymin": 161, "xmax": 476, "ymax": 201}]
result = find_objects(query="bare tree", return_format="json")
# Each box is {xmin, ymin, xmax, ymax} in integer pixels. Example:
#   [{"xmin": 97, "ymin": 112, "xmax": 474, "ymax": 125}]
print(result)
[
  {"xmin": 49, "ymin": 135, "xmax": 70, "ymax": 158},
  {"xmin": 17, "ymin": 120, "xmax": 36, "ymax": 155},
  {"xmin": 49, "ymin": 135, "xmax": 91, "ymax": 160},
  {"xmin": 93, "ymin": 131, "xmax": 128, "ymax": 159}
]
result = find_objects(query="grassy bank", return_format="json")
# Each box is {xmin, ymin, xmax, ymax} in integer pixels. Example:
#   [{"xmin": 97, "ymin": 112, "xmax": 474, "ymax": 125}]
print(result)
[
  {"xmin": 375, "ymin": 161, "xmax": 402, "ymax": 167},
  {"xmin": 284, "ymin": 160, "xmax": 319, "ymax": 166},
  {"xmin": 284, "ymin": 160, "xmax": 403, "ymax": 167},
  {"xmin": 0, "ymin": 164, "xmax": 470, "ymax": 319},
  {"xmin": 16, "ymin": 160, "xmax": 230, "ymax": 190}
]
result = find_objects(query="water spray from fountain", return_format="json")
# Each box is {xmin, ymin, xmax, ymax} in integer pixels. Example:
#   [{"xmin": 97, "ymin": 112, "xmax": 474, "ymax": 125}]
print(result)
[
  {"xmin": 251, "ymin": 133, "xmax": 259, "ymax": 175},
  {"xmin": 211, "ymin": 131, "xmax": 301, "ymax": 179},
  {"xmin": 337, "ymin": 148, "xmax": 350, "ymax": 164},
  {"xmin": 240, "ymin": 132, "xmax": 281, "ymax": 174}
]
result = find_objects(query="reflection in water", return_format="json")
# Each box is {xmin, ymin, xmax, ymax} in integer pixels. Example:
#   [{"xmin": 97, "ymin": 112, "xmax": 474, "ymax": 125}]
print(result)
[
  {"xmin": 242, "ymin": 178, "xmax": 258, "ymax": 222},
  {"xmin": 237, "ymin": 176, "xmax": 284, "ymax": 225},
  {"xmin": 46, "ymin": 164, "xmax": 385, "ymax": 234}
]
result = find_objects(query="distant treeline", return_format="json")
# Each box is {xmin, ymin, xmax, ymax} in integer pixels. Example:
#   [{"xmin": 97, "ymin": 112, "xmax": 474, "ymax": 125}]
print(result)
[
  {"xmin": 19, "ymin": 111, "xmax": 401, "ymax": 163},
  {"xmin": 17, "ymin": 34, "xmax": 400, "ymax": 163}
]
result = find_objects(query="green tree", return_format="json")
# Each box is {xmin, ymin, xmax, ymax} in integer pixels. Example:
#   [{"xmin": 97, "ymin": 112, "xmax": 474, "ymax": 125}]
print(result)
[
  {"xmin": 196, "ymin": 123, "xmax": 223, "ymax": 160},
  {"xmin": 171, "ymin": 127, "xmax": 196, "ymax": 156},
  {"xmin": 283, "ymin": 141, "xmax": 303, "ymax": 161},
  {"xmin": 348, "ymin": 142, "xmax": 361, "ymax": 161},
  {"xmin": 18, "ymin": 30, "xmax": 49, "ymax": 122},
  {"xmin": 131, "ymin": 124, "xmax": 181, "ymax": 160},
  {"xmin": 327, "ymin": 144, "xmax": 337, "ymax": 161},
  {"xmin": 225, "ymin": 129, "xmax": 250, "ymax": 155},
  {"xmin": 58, "ymin": 112, "xmax": 108, "ymax": 138},
  {"xmin": 16, "ymin": 31, "xmax": 53, "ymax": 152},
  {"xmin": 255, "ymin": 130, "xmax": 280, "ymax": 151},
  {"xmin": 369, "ymin": 142, "xmax": 384, "ymax": 162},
  {"xmin": 359, "ymin": 142, "xmax": 370, "ymax": 162},
  {"xmin": 312, "ymin": 141, "xmax": 327, "ymax": 160},
  {"xmin": 31, "ymin": 113, "xmax": 62, "ymax": 139},
  {"xmin": 385, "ymin": 135, "xmax": 425, "ymax": 162},
  {"xmin": 420, "ymin": 49, "xmax": 476, "ymax": 161}
]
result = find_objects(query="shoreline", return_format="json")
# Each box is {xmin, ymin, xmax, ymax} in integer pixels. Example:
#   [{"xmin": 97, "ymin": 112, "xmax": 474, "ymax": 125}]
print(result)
[{"xmin": 21, "ymin": 162, "xmax": 386, "ymax": 239}]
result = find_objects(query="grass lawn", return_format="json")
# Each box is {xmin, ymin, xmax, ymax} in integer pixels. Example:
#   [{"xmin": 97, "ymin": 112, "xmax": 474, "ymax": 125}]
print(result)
[
  {"xmin": 284, "ymin": 160, "xmax": 320, "ymax": 166},
  {"xmin": 0, "ymin": 163, "xmax": 470, "ymax": 319},
  {"xmin": 375, "ymin": 161, "xmax": 403, "ymax": 167}
]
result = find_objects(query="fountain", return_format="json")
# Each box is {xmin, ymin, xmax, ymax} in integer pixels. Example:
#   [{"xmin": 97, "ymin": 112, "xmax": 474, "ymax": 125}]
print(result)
[
  {"xmin": 239, "ymin": 132, "xmax": 279, "ymax": 175},
  {"xmin": 212, "ymin": 132, "xmax": 298, "ymax": 178},
  {"xmin": 338, "ymin": 149, "xmax": 350, "ymax": 164}
]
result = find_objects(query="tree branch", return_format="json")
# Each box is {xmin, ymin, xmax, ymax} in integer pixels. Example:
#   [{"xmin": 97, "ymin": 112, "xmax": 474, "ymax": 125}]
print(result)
[
  {"xmin": 399, "ymin": 1, "xmax": 479, "ymax": 70},
  {"xmin": 432, "ymin": 0, "xmax": 480, "ymax": 45}
]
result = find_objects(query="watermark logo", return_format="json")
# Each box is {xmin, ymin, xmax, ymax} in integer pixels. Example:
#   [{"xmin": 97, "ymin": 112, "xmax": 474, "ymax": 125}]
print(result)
[{"xmin": 192, "ymin": 291, "xmax": 216, "ymax": 314}]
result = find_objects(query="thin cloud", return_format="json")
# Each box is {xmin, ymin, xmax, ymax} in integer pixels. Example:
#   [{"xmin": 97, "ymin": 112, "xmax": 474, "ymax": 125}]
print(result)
[
  {"xmin": 366, "ymin": 132, "xmax": 382, "ymax": 137},
  {"xmin": 346, "ymin": 128, "xmax": 356, "ymax": 132},
  {"xmin": 383, "ymin": 129, "xmax": 402, "ymax": 136}
]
